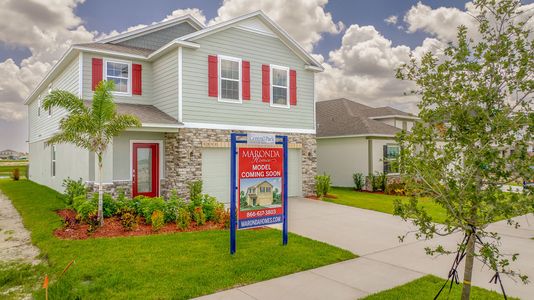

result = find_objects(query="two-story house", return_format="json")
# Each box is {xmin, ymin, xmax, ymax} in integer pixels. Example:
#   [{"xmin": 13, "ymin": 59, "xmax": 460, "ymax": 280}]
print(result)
[
  {"xmin": 316, "ymin": 98, "xmax": 419, "ymax": 187},
  {"xmin": 25, "ymin": 11, "xmax": 322, "ymax": 203}
]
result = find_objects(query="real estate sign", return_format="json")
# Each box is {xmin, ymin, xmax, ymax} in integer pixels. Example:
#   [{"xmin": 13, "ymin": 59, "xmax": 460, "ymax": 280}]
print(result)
[{"xmin": 237, "ymin": 147, "xmax": 284, "ymax": 229}]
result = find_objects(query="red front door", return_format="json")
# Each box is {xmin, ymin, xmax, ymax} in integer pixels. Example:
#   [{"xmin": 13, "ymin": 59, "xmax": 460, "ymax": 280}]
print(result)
[{"xmin": 132, "ymin": 143, "xmax": 159, "ymax": 198}]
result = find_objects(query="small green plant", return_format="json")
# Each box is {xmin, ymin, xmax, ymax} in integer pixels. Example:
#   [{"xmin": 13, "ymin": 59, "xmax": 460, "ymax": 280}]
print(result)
[
  {"xmin": 187, "ymin": 180, "xmax": 203, "ymax": 205},
  {"xmin": 176, "ymin": 207, "xmax": 191, "ymax": 230},
  {"xmin": 352, "ymin": 173, "xmax": 364, "ymax": 191},
  {"xmin": 368, "ymin": 174, "xmax": 381, "ymax": 192},
  {"xmin": 120, "ymin": 211, "xmax": 138, "ymax": 231},
  {"xmin": 213, "ymin": 205, "xmax": 230, "ymax": 228},
  {"xmin": 136, "ymin": 196, "xmax": 166, "ymax": 223},
  {"xmin": 11, "ymin": 168, "xmax": 19, "ymax": 181},
  {"xmin": 378, "ymin": 172, "xmax": 388, "ymax": 191},
  {"xmin": 86, "ymin": 213, "xmax": 99, "ymax": 234},
  {"xmin": 62, "ymin": 178, "xmax": 87, "ymax": 206},
  {"xmin": 151, "ymin": 210, "xmax": 164, "ymax": 232},
  {"xmin": 192, "ymin": 206, "xmax": 206, "ymax": 225},
  {"xmin": 385, "ymin": 179, "xmax": 406, "ymax": 196},
  {"xmin": 201, "ymin": 195, "xmax": 218, "ymax": 221},
  {"xmin": 314, "ymin": 173, "xmax": 331, "ymax": 197},
  {"xmin": 73, "ymin": 195, "xmax": 97, "ymax": 222}
]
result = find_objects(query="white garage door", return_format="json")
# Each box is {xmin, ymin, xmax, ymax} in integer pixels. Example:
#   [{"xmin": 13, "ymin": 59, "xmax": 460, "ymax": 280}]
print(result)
[{"xmin": 201, "ymin": 148, "xmax": 302, "ymax": 204}]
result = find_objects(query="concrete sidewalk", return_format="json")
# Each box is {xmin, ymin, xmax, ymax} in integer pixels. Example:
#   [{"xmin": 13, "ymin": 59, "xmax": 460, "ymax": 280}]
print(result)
[{"xmin": 196, "ymin": 197, "xmax": 534, "ymax": 300}]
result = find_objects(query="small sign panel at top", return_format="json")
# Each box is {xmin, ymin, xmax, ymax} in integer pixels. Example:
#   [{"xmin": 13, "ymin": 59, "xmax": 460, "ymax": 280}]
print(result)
[{"xmin": 247, "ymin": 133, "xmax": 276, "ymax": 145}]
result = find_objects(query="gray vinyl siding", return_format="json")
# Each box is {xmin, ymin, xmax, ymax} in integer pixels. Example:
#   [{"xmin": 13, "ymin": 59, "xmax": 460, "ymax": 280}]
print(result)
[
  {"xmin": 152, "ymin": 49, "xmax": 179, "ymax": 120},
  {"xmin": 28, "ymin": 56, "xmax": 79, "ymax": 143},
  {"xmin": 117, "ymin": 22, "xmax": 198, "ymax": 50},
  {"xmin": 82, "ymin": 52, "xmax": 153, "ymax": 104},
  {"xmin": 182, "ymin": 27, "xmax": 315, "ymax": 130}
]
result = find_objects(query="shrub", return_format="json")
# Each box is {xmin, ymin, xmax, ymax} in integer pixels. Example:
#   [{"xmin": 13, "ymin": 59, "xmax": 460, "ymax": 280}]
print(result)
[
  {"xmin": 192, "ymin": 206, "xmax": 206, "ymax": 225},
  {"xmin": 11, "ymin": 168, "xmax": 20, "ymax": 181},
  {"xmin": 385, "ymin": 180, "xmax": 406, "ymax": 196},
  {"xmin": 201, "ymin": 195, "xmax": 218, "ymax": 221},
  {"xmin": 120, "ymin": 211, "xmax": 138, "ymax": 231},
  {"xmin": 314, "ymin": 173, "xmax": 331, "ymax": 197},
  {"xmin": 73, "ymin": 195, "xmax": 97, "ymax": 222},
  {"xmin": 62, "ymin": 178, "xmax": 86, "ymax": 206},
  {"xmin": 187, "ymin": 180, "xmax": 203, "ymax": 205},
  {"xmin": 151, "ymin": 210, "xmax": 164, "ymax": 232},
  {"xmin": 136, "ymin": 196, "xmax": 166, "ymax": 223},
  {"xmin": 353, "ymin": 173, "xmax": 364, "ymax": 191},
  {"xmin": 176, "ymin": 207, "xmax": 191, "ymax": 230},
  {"xmin": 213, "ymin": 205, "xmax": 230, "ymax": 228},
  {"xmin": 86, "ymin": 213, "xmax": 99, "ymax": 234},
  {"xmin": 368, "ymin": 174, "xmax": 380, "ymax": 192},
  {"xmin": 378, "ymin": 172, "xmax": 388, "ymax": 191}
]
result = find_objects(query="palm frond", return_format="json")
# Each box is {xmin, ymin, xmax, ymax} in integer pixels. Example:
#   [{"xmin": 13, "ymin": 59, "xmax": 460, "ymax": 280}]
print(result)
[
  {"xmin": 43, "ymin": 90, "xmax": 88, "ymax": 114},
  {"xmin": 104, "ymin": 114, "xmax": 142, "ymax": 137},
  {"xmin": 92, "ymin": 81, "xmax": 116, "ymax": 125}
]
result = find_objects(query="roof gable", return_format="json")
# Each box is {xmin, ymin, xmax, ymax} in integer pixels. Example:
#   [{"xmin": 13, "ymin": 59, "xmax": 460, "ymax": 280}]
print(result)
[{"xmin": 178, "ymin": 11, "xmax": 323, "ymax": 70}]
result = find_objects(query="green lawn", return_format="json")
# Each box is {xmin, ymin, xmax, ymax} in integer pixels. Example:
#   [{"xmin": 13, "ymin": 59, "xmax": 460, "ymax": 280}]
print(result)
[
  {"xmin": 0, "ymin": 165, "xmax": 27, "ymax": 177},
  {"xmin": 0, "ymin": 180, "xmax": 355, "ymax": 299},
  {"xmin": 362, "ymin": 275, "xmax": 516, "ymax": 300},
  {"xmin": 326, "ymin": 187, "xmax": 449, "ymax": 223}
]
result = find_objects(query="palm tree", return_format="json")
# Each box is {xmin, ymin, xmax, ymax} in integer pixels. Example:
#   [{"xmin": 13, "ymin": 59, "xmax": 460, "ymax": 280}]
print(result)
[{"xmin": 43, "ymin": 81, "xmax": 141, "ymax": 225}]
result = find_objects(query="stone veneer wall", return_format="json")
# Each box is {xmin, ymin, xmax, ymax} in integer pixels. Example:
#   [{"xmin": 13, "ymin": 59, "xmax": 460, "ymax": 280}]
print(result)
[
  {"xmin": 87, "ymin": 180, "xmax": 132, "ymax": 198},
  {"xmin": 162, "ymin": 128, "xmax": 317, "ymax": 199}
]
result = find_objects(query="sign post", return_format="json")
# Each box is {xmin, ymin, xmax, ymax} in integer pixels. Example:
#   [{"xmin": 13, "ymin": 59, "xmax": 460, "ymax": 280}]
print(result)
[{"xmin": 230, "ymin": 132, "xmax": 288, "ymax": 254}]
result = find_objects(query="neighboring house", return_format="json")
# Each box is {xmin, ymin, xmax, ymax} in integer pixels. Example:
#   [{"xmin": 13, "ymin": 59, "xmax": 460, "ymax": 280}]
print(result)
[
  {"xmin": 0, "ymin": 149, "xmax": 25, "ymax": 160},
  {"xmin": 316, "ymin": 98, "xmax": 419, "ymax": 187},
  {"xmin": 245, "ymin": 181, "xmax": 274, "ymax": 206},
  {"xmin": 24, "ymin": 11, "xmax": 322, "ymax": 203}
]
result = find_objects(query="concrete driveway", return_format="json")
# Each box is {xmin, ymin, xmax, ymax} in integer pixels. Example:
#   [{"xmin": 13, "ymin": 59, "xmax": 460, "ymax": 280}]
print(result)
[{"xmin": 197, "ymin": 197, "xmax": 534, "ymax": 300}]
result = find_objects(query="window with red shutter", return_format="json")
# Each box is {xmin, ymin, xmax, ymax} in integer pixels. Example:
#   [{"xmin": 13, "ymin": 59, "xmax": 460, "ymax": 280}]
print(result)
[
  {"xmin": 132, "ymin": 64, "xmax": 142, "ymax": 95},
  {"xmin": 92, "ymin": 58, "xmax": 103, "ymax": 91},
  {"xmin": 290, "ymin": 69, "xmax": 297, "ymax": 105},
  {"xmin": 242, "ymin": 61, "xmax": 250, "ymax": 100},
  {"xmin": 208, "ymin": 55, "xmax": 218, "ymax": 97},
  {"xmin": 262, "ymin": 64, "xmax": 270, "ymax": 102}
]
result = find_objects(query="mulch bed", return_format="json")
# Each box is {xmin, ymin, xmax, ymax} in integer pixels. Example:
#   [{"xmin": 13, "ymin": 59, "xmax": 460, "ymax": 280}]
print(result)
[{"xmin": 54, "ymin": 209, "xmax": 225, "ymax": 240}]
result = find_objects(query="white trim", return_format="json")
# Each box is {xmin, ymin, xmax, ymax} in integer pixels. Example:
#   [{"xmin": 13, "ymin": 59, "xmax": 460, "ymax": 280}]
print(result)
[
  {"xmin": 305, "ymin": 65, "xmax": 323, "ymax": 72},
  {"xmin": 51, "ymin": 145, "xmax": 56, "ymax": 177},
  {"xmin": 178, "ymin": 47, "xmax": 183, "ymax": 122},
  {"xmin": 129, "ymin": 140, "xmax": 164, "ymax": 196},
  {"xmin": 98, "ymin": 15, "xmax": 205, "ymax": 43},
  {"xmin": 147, "ymin": 40, "xmax": 200, "ymax": 61},
  {"xmin": 74, "ymin": 46, "xmax": 147, "ymax": 60},
  {"xmin": 218, "ymin": 55, "xmax": 242, "ymax": 104},
  {"xmin": 182, "ymin": 122, "xmax": 315, "ymax": 134},
  {"xmin": 103, "ymin": 58, "xmax": 132, "ymax": 96},
  {"xmin": 270, "ymin": 64, "xmax": 290, "ymax": 109},
  {"xmin": 317, "ymin": 134, "xmax": 396, "ymax": 139},
  {"xmin": 141, "ymin": 123, "xmax": 181, "ymax": 128},
  {"xmin": 234, "ymin": 25, "xmax": 277, "ymax": 38},
  {"xmin": 369, "ymin": 115, "xmax": 420, "ymax": 120}
]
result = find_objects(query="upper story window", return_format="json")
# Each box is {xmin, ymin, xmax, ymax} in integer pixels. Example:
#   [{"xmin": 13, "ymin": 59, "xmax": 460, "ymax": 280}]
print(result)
[
  {"xmin": 270, "ymin": 65, "xmax": 289, "ymax": 108},
  {"xmin": 218, "ymin": 56, "xmax": 241, "ymax": 103},
  {"xmin": 104, "ymin": 59, "xmax": 131, "ymax": 94},
  {"xmin": 383, "ymin": 144, "xmax": 400, "ymax": 174}
]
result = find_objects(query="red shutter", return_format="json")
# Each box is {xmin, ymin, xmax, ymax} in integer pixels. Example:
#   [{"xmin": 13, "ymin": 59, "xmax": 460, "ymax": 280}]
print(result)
[
  {"xmin": 208, "ymin": 55, "xmax": 218, "ymax": 97},
  {"xmin": 262, "ymin": 64, "xmax": 270, "ymax": 103},
  {"xmin": 290, "ymin": 69, "xmax": 297, "ymax": 105},
  {"xmin": 92, "ymin": 58, "xmax": 103, "ymax": 91},
  {"xmin": 132, "ymin": 64, "xmax": 142, "ymax": 95},
  {"xmin": 242, "ymin": 61, "xmax": 250, "ymax": 100}
]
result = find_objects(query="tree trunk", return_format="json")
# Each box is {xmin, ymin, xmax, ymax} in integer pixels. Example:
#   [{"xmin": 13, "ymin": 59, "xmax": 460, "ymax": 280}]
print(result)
[
  {"xmin": 97, "ymin": 154, "xmax": 104, "ymax": 226},
  {"xmin": 461, "ymin": 232, "xmax": 476, "ymax": 300}
]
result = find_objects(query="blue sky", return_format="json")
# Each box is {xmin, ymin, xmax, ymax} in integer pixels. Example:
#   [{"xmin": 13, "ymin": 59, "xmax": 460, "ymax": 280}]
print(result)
[{"xmin": 0, "ymin": 0, "xmax": 532, "ymax": 152}]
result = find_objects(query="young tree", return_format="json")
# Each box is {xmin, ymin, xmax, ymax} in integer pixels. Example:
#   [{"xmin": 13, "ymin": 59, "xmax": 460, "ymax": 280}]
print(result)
[
  {"xmin": 395, "ymin": 0, "xmax": 533, "ymax": 299},
  {"xmin": 43, "ymin": 81, "xmax": 141, "ymax": 225}
]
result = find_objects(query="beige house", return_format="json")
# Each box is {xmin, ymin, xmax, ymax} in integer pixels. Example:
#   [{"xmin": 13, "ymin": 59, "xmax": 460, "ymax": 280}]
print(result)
[
  {"xmin": 246, "ymin": 181, "xmax": 274, "ymax": 206},
  {"xmin": 316, "ymin": 98, "xmax": 419, "ymax": 187}
]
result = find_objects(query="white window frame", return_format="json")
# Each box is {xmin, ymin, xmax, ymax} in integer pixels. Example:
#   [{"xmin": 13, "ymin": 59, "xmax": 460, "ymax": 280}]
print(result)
[
  {"xmin": 270, "ymin": 64, "xmax": 290, "ymax": 109},
  {"xmin": 51, "ymin": 145, "xmax": 56, "ymax": 177},
  {"xmin": 383, "ymin": 144, "xmax": 401, "ymax": 175},
  {"xmin": 103, "ymin": 58, "xmax": 132, "ymax": 96},
  {"xmin": 217, "ymin": 55, "xmax": 242, "ymax": 104}
]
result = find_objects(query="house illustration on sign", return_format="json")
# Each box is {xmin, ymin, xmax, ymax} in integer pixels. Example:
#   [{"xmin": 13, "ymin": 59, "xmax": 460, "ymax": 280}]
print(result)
[{"xmin": 246, "ymin": 181, "xmax": 273, "ymax": 206}]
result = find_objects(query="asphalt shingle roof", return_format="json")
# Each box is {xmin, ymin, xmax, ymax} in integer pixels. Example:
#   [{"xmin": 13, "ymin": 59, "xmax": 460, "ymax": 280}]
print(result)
[
  {"xmin": 84, "ymin": 101, "xmax": 179, "ymax": 125},
  {"xmin": 316, "ymin": 98, "xmax": 414, "ymax": 137}
]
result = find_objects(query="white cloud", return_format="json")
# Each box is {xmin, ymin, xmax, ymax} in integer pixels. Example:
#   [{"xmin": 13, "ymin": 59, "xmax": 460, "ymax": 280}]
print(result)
[
  {"xmin": 162, "ymin": 8, "xmax": 206, "ymax": 26},
  {"xmin": 384, "ymin": 15, "xmax": 398, "ymax": 25},
  {"xmin": 210, "ymin": 0, "xmax": 343, "ymax": 51}
]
